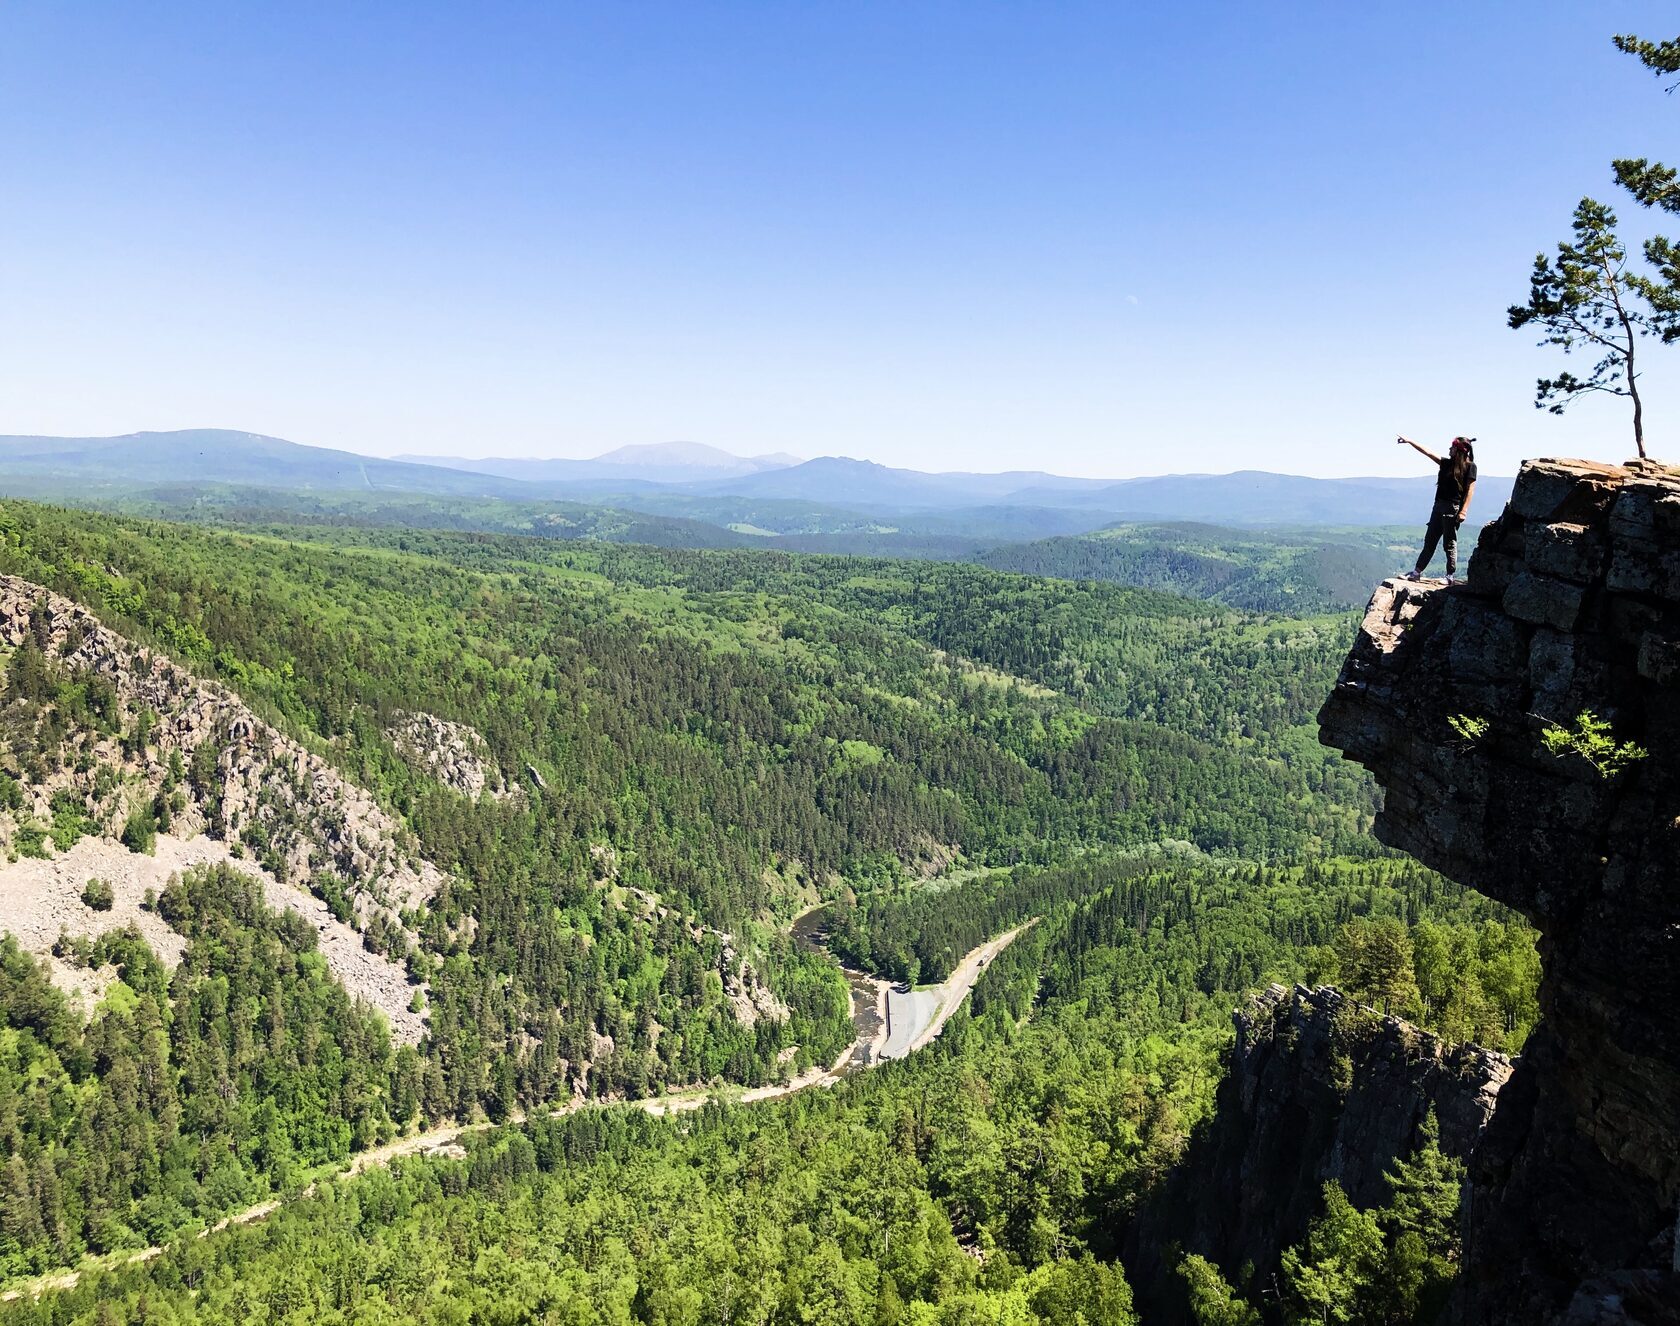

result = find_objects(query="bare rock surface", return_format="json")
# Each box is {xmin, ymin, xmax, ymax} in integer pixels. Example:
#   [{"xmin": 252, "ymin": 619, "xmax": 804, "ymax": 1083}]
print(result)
[
  {"xmin": 0, "ymin": 574, "xmax": 445, "ymax": 917},
  {"xmin": 1320, "ymin": 457, "xmax": 1680, "ymax": 1323},
  {"xmin": 0, "ymin": 832, "xmax": 427, "ymax": 1042},
  {"xmin": 1126, "ymin": 983, "xmax": 1510, "ymax": 1318},
  {"xmin": 389, "ymin": 711, "xmax": 510, "ymax": 799},
  {"xmin": 0, "ymin": 574, "xmax": 449, "ymax": 1042}
]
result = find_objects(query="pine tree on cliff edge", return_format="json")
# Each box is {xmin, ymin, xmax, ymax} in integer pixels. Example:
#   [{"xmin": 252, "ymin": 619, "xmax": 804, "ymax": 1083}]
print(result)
[
  {"xmin": 1507, "ymin": 30, "xmax": 1680, "ymax": 461},
  {"xmin": 1507, "ymin": 197, "xmax": 1666, "ymax": 460}
]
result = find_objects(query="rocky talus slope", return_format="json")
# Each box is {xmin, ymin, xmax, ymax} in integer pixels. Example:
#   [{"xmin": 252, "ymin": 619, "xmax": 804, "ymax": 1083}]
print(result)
[
  {"xmin": 1126, "ymin": 984, "xmax": 1510, "ymax": 1317},
  {"xmin": 1319, "ymin": 458, "xmax": 1680, "ymax": 1322},
  {"xmin": 0, "ymin": 574, "xmax": 444, "ymax": 915},
  {"xmin": 0, "ymin": 575, "xmax": 443, "ymax": 1038}
]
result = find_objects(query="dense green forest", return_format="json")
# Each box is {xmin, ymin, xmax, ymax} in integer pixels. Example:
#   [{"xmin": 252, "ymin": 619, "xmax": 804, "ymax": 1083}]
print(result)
[
  {"xmin": 0, "ymin": 496, "xmax": 1535, "ymax": 1319},
  {"xmin": 0, "ymin": 851, "xmax": 1534, "ymax": 1323},
  {"xmin": 0, "ymin": 865, "xmax": 415, "ymax": 1279},
  {"xmin": 74, "ymin": 483, "xmax": 762, "ymax": 550},
  {"xmin": 976, "ymin": 524, "xmax": 1409, "ymax": 615},
  {"xmin": 0, "ymin": 497, "xmax": 1387, "ymax": 1273},
  {"xmin": 824, "ymin": 858, "xmax": 1540, "ymax": 1052},
  {"xmin": 64, "ymin": 476, "xmax": 1416, "ymax": 594}
]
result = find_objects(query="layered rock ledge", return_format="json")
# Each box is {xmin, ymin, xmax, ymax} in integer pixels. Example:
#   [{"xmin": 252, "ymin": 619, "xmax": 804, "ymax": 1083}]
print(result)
[{"xmin": 1319, "ymin": 457, "xmax": 1680, "ymax": 1322}]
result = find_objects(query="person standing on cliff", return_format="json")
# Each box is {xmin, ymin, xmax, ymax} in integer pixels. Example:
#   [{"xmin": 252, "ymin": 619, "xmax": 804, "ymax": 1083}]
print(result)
[{"xmin": 1397, "ymin": 435, "xmax": 1477, "ymax": 583}]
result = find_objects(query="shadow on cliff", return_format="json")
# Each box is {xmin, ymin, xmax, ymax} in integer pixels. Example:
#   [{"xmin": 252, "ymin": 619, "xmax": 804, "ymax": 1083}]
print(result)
[
  {"xmin": 1129, "ymin": 458, "xmax": 1680, "ymax": 1325},
  {"xmin": 1122, "ymin": 983, "xmax": 1509, "ymax": 1322}
]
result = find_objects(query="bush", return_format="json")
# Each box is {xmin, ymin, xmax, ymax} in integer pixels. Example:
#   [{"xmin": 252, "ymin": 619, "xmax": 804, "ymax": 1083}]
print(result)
[
  {"xmin": 82, "ymin": 877, "xmax": 115, "ymax": 911},
  {"xmin": 121, "ymin": 802, "xmax": 157, "ymax": 855},
  {"xmin": 1540, "ymin": 710, "xmax": 1647, "ymax": 778},
  {"xmin": 1447, "ymin": 713, "xmax": 1488, "ymax": 744},
  {"xmin": 13, "ymin": 819, "xmax": 48, "ymax": 859}
]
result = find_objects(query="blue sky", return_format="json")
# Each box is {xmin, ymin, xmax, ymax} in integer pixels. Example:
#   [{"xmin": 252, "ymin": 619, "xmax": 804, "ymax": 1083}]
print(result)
[{"xmin": 2, "ymin": 2, "xmax": 1676, "ymax": 478}]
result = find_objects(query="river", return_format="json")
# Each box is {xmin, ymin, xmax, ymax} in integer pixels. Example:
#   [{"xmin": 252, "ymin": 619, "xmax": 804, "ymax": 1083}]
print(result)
[{"xmin": 791, "ymin": 905, "xmax": 888, "ymax": 1075}]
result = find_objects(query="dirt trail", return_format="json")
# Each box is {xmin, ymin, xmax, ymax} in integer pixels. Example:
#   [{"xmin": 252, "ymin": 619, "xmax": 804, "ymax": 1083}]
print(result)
[
  {"xmin": 2, "ymin": 922, "xmax": 1030, "ymax": 1301},
  {"xmin": 0, "ymin": 1120, "xmax": 487, "ymax": 1302}
]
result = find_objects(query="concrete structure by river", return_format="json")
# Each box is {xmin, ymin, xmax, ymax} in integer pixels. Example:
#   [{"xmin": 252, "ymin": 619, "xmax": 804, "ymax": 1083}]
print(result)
[{"xmin": 791, "ymin": 904, "xmax": 1029, "ymax": 1069}]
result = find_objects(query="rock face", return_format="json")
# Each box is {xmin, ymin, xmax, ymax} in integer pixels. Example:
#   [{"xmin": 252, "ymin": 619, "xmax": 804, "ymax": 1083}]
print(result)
[
  {"xmin": 389, "ymin": 711, "xmax": 511, "ymax": 800},
  {"xmin": 1319, "ymin": 457, "xmax": 1680, "ymax": 1321},
  {"xmin": 0, "ymin": 575, "xmax": 444, "ymax": 916},
  {"xmin": 0, "ymin": 575, "xmax": 444, "ymax": 1040},
  {"xmin": 1126, "ymin": 984, "xmax": 1510, "ymax": 1317}
]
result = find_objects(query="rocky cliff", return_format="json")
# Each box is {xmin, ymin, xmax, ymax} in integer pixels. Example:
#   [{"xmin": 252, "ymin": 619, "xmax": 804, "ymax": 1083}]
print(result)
[
  {"xmin": 0, "ymin": 574, "xmax": 445, "ymax": 915},
  {"xmin": 0, "ymin": 574, "xmax": 441, "ymax": 1038},
  {"xmin": 1126, "ymin": 983, "xmax": 1509, "ymax": 1316},
  {"xmin": 1319, "ymin": 457, "xmax": 1680, "ymax": 1321}
]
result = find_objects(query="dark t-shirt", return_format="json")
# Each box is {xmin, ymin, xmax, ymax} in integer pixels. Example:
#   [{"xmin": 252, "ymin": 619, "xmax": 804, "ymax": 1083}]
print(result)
[{"xmin": 1434, "ymin": 457, "xmax": 1477, "ymax": 511}]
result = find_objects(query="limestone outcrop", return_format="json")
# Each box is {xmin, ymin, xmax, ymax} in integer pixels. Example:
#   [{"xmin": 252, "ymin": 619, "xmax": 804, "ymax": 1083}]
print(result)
[
  {"xmin": 1319, "ymin": 457, "xmax": 1680, "ymax": 1322},
  {"xmin": 1125, "ymin": 984, "xmax": 1510, "ymax": 1318}
]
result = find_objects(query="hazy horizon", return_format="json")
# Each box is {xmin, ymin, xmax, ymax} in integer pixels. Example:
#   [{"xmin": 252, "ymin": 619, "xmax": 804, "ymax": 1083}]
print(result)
[
  {"xmin": 5, "ymin": 3, "xmax": 1675, "ymax": 481},
  {"xmin": 0, "ymin": 425, "xmax": 1544, "ymax": 482}
]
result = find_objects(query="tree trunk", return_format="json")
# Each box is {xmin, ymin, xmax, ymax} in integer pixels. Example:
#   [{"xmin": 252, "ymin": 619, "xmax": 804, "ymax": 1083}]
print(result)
[
  {"xmin": 1604, "ymin": 248, "xmax": 1647, "ymax": 461},
  {"xmin": 1627, "ymin": 342, "xmax": 1647, "ymax": 459}
]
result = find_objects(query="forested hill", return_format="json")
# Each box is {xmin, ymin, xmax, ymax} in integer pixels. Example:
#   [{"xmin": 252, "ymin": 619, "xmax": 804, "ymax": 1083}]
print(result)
[
  {"xmin": 0, "ymin": 496, "xmax": 1377, "ymax": 1279},
  {"xmin": 0, "ymin": 502, "xmax": 1376, "ymax": 886},
  {"xmin": 5, "ymin": 852, "xmax": 1537, "ymax": 1323},
  {"xmin": 976, "ymin": 523, "xmax": 1407, "ymax": 614}
]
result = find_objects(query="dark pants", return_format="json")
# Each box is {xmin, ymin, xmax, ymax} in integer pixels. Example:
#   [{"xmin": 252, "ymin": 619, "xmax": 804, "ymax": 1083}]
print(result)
[{"xmin": 1415, "ymin": 504, "xmax": 1463, "ymax": 575}]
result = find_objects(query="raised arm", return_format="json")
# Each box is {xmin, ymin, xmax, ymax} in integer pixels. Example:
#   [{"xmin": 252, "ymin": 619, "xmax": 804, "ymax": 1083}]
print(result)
[{"xmin": 1396, "ymin": 435, "xmax": 1442, "ymax": 463}]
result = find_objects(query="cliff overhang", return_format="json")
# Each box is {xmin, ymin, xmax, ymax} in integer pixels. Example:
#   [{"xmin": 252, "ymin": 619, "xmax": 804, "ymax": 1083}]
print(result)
[{"xmin": 1319, "ymin": 456, "xmax": 1680, "ymax": 1322}]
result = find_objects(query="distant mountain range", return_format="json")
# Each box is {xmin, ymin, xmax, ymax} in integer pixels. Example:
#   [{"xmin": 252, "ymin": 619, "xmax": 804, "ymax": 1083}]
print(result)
[
  {"xmin": 0, "ymin": 430, "xmax": 1515, "ymax": 548},
  {"xmin": 397, "ymin": 440, "xmax": 806, "ymax": 486},
  {"xmin": 0, "ymin": 430, "xmax": 540, "ymax": 499}
]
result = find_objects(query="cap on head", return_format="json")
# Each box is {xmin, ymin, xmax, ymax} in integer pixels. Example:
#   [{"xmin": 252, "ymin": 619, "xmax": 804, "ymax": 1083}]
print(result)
[{"xmin": 1450, "ymin": 436, "xmax": 1475, "ymax": 454}]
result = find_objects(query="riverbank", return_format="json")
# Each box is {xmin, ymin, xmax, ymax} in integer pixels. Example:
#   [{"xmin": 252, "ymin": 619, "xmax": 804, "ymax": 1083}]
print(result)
[{"xmin": 790, "ymin": 903, "xmax": 893, "ymax": 1073}]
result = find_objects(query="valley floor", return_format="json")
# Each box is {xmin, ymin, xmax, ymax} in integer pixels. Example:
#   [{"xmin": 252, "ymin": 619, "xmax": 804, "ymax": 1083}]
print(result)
[{"xmin": 0, "ymin": 921, "xmax": 1031, "ymax": 1303}]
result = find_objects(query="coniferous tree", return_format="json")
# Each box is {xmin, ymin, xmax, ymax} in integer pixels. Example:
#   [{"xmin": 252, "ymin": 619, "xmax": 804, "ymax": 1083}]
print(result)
[{"xmin": 1508, "ymin": 198, "xmax": 1670, "ymax": 457}]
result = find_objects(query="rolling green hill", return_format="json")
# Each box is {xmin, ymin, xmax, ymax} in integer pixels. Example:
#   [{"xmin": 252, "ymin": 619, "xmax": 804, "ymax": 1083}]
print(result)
[
  {"xmin": 0, "ymin": 497, "xmax": 1539, "ymax": 1324},
  {"xmin": 75, "ymin": 482, "xmax": 761, "ymax": 549},
  {"xmin": 977, "ymin": 522, "xmax": 1414, "ymax": 613}
]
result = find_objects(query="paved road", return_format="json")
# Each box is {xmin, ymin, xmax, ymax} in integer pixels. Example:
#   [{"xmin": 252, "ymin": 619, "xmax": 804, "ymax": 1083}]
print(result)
[
  {"xmin": 881, "ymin": 987, "xmax": 941, "ymax": 1059},
  {"xmin": 878, "ymin": 920, "xmax": 1034, "ymax": 1060}
]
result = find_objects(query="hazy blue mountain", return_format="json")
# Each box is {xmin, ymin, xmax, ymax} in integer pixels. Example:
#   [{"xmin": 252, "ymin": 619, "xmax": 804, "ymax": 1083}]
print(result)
[
  {"xmin": 394, "ymin": 440, "xmax": 803, "ymax": 486},
  {"xmin": 688, "ymin": 455, "xmax": 1112, "ymax": 510},
  {"xmin": 592, "ymin": 441, "xmax": 802, "ymax": 474},
  {"xmin": 1007, "ymin": 469, "xmax": 1516, "ymax": 525},
  {"xmin": 0, "ymin": 430, "xmax": 1513, "ymax": 531},
  {"xmin": 0, "ymin": 430, "xmax": 538, "ymax": 498},
  {"xmin": 680, "ymin": 458, "xmax": 1510, "ymax": 526}
]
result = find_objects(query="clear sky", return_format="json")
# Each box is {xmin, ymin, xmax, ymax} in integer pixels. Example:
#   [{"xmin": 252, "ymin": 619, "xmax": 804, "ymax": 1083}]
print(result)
[{"xmin": 3, "ymin": 2, "xmax": 1677, "ymax": 478}]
